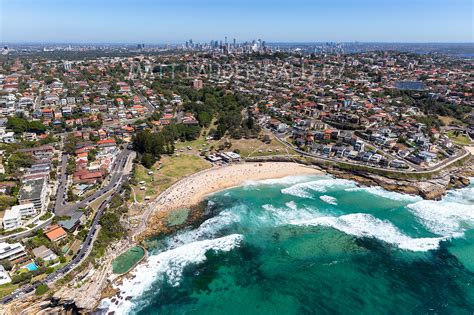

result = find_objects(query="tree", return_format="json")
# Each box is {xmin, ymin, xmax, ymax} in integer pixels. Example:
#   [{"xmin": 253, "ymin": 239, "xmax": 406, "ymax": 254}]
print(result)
[
  {"xmin": 141, "ymin": 153, "xmax": 156, "ymax": 169},
  {"xmin": 7, "ymin": 117, "xmax": 28, "ymax": 133},
  {"xmin": 0, "ymin": 259, "xmax": 12, "ymax": 271},
  {"xmin": 27, "ymin": 121, "xmax": 47, "ymax": 134},
  {"xmin": 8, "ymin": 152, "xmax": 34, "ymax": 172},
  {"xmin": 197, "ymin": 111, "xmax": 212, "ymax": 127},
  {"xmin": 64, "ymin": 134, "xmax": 78, "ymax": 155},
  {"xmin": 35, "ymin": 284, "xmax": 49, "ymax": 295},
  {"xmin": 262, "ymin": 135, "xmax": 271, "ymax": 144},
  {"xmin": 7, "ymin": 117, "xmax": 46, "ymax": 134},
  {"xmin": 245, "ymin": 112, "xmax": 255, "ymax": 130}
]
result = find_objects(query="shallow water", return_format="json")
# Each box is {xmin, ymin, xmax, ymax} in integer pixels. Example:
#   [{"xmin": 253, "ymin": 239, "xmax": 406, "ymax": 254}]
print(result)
[{"xmin": 100, "ymin": 175, "xmax": 474, "ymax": 314}]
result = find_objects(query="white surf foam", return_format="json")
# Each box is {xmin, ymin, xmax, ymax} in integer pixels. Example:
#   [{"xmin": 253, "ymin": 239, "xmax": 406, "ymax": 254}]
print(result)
[
  {"xmin": 261, "ymin": 202, "xmax": 321, "ymax": 224},
  {"xmin": 100, "ymin": 234, "xmax": 243, "ymax": 314},
  {"xmin": 320, "ymin": 195, "xmax": 338, "ymax": 205},
  {"xmin": 292, "ymin": 213, "xmax": 443, "ymax": 252},
  {"xmin": 443, "ymin": 185, "xmax": 474, "ymax": 205},
  {"xmin": 169, "ymin": 209, "xmax": 241, "ymax": 245},
  {"xmin": 281, "ymin": 178, "xmax": 356, "ymax": 199},
  {"xmin": 407, "ymin": 200, "xmax": 474, "ymax": 237},
  {"xmin": 243, "ymin": 175, "xmax": 319, "ymax": 187},
  {"xmin": 345, "ymin": 186, "xmax": 421, "ymax": 202}
]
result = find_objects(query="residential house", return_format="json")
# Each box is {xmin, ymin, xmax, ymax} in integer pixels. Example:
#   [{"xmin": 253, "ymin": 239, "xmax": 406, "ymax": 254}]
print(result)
[
  {"xmin": 32, "ymin": 245, "xmax": 57, "ymax": 262},
  {"xmin": 44, "ymin": 225, "xmax": 67, "ymax": 242}
]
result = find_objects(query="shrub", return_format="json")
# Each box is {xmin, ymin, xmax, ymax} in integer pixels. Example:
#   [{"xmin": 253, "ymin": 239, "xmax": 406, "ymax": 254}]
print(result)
[{"xmin": 35, "ymin": 284, "xmax": 49, "ymax": 295}]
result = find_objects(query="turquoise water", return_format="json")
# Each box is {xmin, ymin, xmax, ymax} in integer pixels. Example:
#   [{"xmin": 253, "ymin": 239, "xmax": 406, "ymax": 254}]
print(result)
[
  {"xmin": 101, "ymin": 175, "xmax": 474, "ymax": 314},
  {"xmin": 25, "ymin": 262, "xmax": 38, "ymax": 271}
]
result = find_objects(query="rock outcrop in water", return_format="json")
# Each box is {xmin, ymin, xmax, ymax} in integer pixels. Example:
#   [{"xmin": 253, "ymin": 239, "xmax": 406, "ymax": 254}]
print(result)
[
  {"xmin": 248, "ymin": 155, "xmax": 473, "ymax": 200},
  {"xmin": 137, "ymin": 200, "xmax": 215, "ymax": 243},
  {"xmin": 325, "ymin": 161, "xmax": 472, "ymax": 200}
]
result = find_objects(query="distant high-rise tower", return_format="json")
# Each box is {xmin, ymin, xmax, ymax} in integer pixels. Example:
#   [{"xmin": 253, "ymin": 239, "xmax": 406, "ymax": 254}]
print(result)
[{"xmin": 233, "ymin": 38, "xmax": 236, "ymax": 47}]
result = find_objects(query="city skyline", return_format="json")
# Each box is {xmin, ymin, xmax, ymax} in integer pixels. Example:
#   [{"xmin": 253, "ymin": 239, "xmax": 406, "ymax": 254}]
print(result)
[{"xmin": 1, "ymin": 0, "xmax": 473, "ymax": 43}]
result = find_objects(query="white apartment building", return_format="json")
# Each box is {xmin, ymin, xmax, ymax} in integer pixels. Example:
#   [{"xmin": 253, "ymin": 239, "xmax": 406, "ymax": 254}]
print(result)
[
  {"xmin": 1, "ymin": 203, "xmax": 37, "ymax": 231},
  {"xmin": 0, "ymin": 242, "xmax": 26, "ymax": 262},
  {"xmin": 2, "ymin": 208, "xmax": 21, "ymax": 230},
  {"xmin": 12, "ymin": 203, "xmax": 36, "ymax": 217},
  {"xmin": 19, "ymin": 177, "xmax": 50, "ymax": 212},
  {"xmin": 0, "ymin": 265, "xmax": 11, "ymax": 285}
]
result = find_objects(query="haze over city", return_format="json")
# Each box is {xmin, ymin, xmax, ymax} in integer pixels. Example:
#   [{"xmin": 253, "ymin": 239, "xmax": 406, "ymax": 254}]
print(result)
[{"xmin": 1, "ymin": 0, "xmax": 473, "ymax": 43}]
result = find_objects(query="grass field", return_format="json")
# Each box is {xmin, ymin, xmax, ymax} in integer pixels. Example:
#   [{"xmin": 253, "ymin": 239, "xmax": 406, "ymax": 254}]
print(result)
[
  {"xmin": 130, "ymin": 130, "xmax": 289, "ymax": 205},
  {"xmin": 0, "ymin": 283, "xmax": 18, "ymax": 299},
  {"xmin": 213, "ymin": 131, "xmax": 291, "ymax": 158},
  {"xmin": 89, "ymin": 189, "xmax": 114, "ymax": 211},
  {"xmin": 446, "ymin": 131, "xmax": 472, "ymax": 146},
  {"xmin": 439, "ymin": 116, "xmax": 463, "ymax": 126},
  {"xmin": 131, "ymin": 154, "xmax": 211, "ymax": 203}
]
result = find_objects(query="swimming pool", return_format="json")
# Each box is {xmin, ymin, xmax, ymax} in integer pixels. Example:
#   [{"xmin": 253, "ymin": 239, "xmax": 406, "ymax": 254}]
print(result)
[{"xmin": 25, "ymin": 262, "xmax": 38, "ymax": 271}]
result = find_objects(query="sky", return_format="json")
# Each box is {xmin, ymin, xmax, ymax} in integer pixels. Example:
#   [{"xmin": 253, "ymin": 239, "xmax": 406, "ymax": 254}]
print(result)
[{"xmin": 0, "ymin": 0, "xmax": 473, "ymax": 43}]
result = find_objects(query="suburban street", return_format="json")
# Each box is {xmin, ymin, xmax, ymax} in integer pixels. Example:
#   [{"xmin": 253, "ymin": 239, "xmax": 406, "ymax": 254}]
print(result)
[
  {"xmin": 53, "ymin": 154, "xmax": 69, "ymax": 215},
  {"xmin": 272, "ymin": 131, "xmax": 470, "ymax": 175},
  {"xmin": 0, "ymin": 149, "xmax": 134, "ymax": 305},
  {"xmin": 55, "ymin": 149, "xmax": 133, "ymax": 216}
]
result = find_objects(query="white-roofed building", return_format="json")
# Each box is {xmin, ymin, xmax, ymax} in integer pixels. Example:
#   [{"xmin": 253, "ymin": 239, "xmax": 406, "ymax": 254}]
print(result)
[
  {"xmin": 11, "ymin": 203, "xmax": 36, "ymax": 218},
  {"xmin": 0, "ymin": 242, "xmax": 26, "ymax": 262},
  {"xmin": 0, "ymin": 265, "xmax": 11, "ymax": 285},
  {"xmin": 2, "ymin": 208, "xmax": 21, "ymax": 230}
]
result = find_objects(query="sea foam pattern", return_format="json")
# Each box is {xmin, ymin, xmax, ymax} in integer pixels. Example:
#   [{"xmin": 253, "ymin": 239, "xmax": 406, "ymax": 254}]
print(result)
[
  {"xmin": 281, "ymin": 178, "xmax": 356, "ymax": 198},
  {"xmin": 101, "ymin": 234, "xmax": 243, "ymax": 314},
  {"xmin": 320, "ymin": 195, "xmax": 338, "ymax": 205},
  {"xmin": 345, "ymin": 186, "xmax": 421, "ymax": 202},
  {"xmin": 292, "ymin": 213, "xmax": 443, "ymax": 252},
  {"xmin": 407, "ymin": 200, "xmax": 474, "ymax": 237}
]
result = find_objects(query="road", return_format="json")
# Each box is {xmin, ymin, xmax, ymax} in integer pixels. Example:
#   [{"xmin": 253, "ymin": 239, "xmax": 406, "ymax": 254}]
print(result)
[
  {"xmin": 56, "ymin": 149, "xmax": 132, "ymax": 216},
  {"xmin": 272, "ymin": 131, "xmax": 470, "ymax": 175},
  {"xmin": 54, "ymin": 154, "xmax": 69, "ymax": 216},
  {"xmin": 0, "ymin": 149, "xmax": 134, "ymax": 305},
  {"xmin": 132, "ymin": 86, "xmax": 156, "ymax": 113}
]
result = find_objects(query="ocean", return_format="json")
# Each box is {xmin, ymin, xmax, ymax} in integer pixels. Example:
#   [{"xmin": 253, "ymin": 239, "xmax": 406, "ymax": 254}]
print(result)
[{"xmin": 100, "ymin": 175, "xmax": 474, "ymax": 314}]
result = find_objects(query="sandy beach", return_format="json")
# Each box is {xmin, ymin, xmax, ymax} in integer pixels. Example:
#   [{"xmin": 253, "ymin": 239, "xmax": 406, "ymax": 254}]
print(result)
[{"xmin": 136, "ymin": 162, "xmax": 323, "ymax": 238}]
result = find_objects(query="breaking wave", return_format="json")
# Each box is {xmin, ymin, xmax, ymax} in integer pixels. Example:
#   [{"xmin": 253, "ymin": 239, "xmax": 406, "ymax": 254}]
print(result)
[
  {"xmin": 100, "ymin": 234, "xmax": 243, "ymax": 314},
  {"xmin": 320, "ymin": 195, "xmax": 338, "ymax": 205},
  {"xmin": 291, "ymin": 213, "xmax": 444, "ymax": 252},
  {"xmin": 281, "ymin": 178, "xmax": 356, "ymax": 199},
  {"xmin": 243, "ymin": 175, "xmax": 319, "ymax": 187},
  {"xmin": 407, "ymin": 200, "xmax": 474, "ymax": 237},
  {"xmin": 345, "ymin": 186, "xmax": 421, "ymax": 202}
]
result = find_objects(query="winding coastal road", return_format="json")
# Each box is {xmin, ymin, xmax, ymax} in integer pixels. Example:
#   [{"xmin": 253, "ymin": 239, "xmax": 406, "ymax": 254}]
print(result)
[
  {"xmin": 0, "ymin": 149, "xmax": 134, "ymax": 305},
  {"xmin": 272, "ymin": 131, "xmax": 470, "ymax": 175}
]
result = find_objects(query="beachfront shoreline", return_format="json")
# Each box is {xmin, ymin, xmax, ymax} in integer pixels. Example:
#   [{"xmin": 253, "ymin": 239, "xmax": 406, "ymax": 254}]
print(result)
[{"xmin": 135, "ymin": 162, "xmax": 323, "ymax": 240}]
